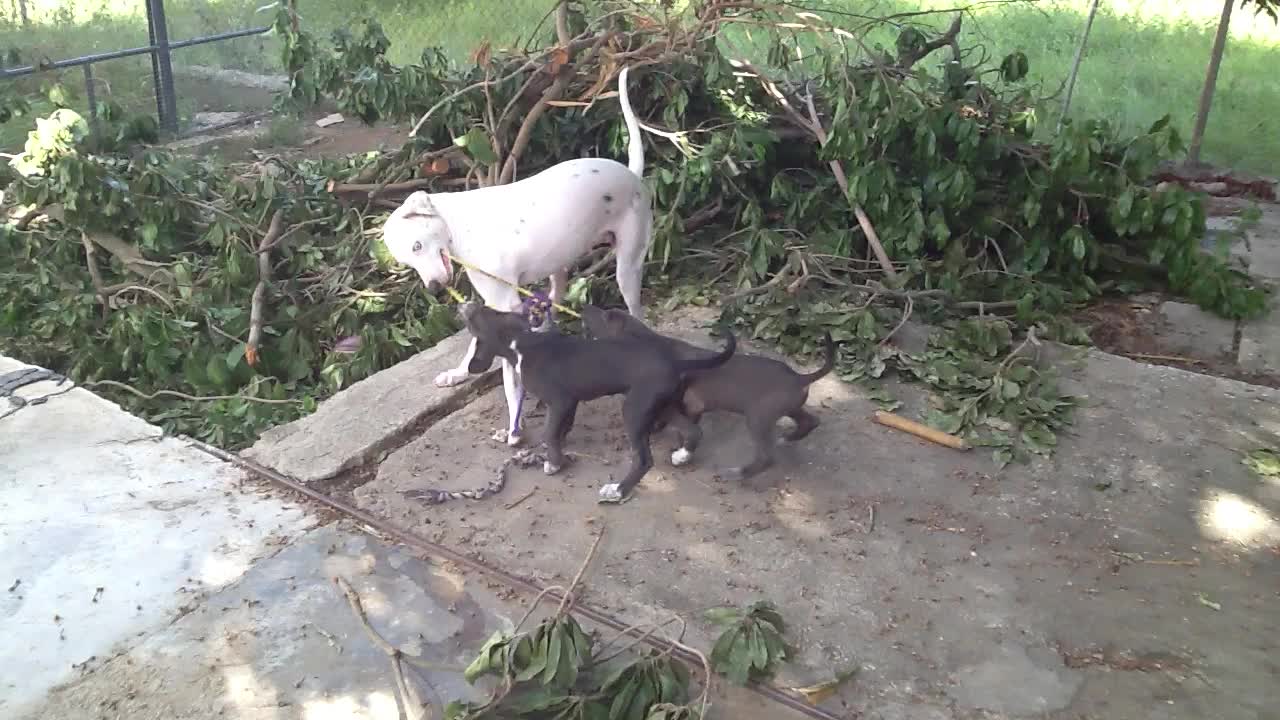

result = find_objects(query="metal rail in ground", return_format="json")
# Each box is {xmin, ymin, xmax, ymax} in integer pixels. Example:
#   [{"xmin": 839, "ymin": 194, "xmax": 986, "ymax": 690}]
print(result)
[{"xmin": 191, "ymin": 439, "xmax": 845, "ymax": 720}]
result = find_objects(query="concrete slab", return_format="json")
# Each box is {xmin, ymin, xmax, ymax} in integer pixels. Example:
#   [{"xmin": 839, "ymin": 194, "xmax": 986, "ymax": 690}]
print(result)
[
  {"xmin": 1157, "ymin": 301, "xmax": 1237, "ymax": 358},
  {"xmin": 351, "ymin": 325, "xmax": 1280, "ymax": 719},
  {"xmin": 0, "ymin": 356, "xmax": 316, "ymax": 718},
  {"xmin": 243, "ymin": 331, "xmax": 497, "ymax": 484}
]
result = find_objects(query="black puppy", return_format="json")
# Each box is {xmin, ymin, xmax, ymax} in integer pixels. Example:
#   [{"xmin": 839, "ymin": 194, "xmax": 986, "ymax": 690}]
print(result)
[
  {"xmin": 581, "ymin": 305, "xmax": 835, "ymax": 480},
  {"xmin": 457, "ymin": 302, "xmax": 737, "ymax": 503}
]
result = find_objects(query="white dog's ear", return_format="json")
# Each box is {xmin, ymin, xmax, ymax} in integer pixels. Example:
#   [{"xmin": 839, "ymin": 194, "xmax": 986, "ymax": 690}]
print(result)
[{"xmin": 400, "ymin": 191, "xmax": 436, "ymax": 219}]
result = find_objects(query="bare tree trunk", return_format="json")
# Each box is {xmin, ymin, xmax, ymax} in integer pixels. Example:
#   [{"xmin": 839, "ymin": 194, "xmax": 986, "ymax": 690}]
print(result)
[
  {"xmin": 1057, "ymin": 0, "xmax": 1102, "ymax": 132},
  {"xmin": 1188, "ymin": 0, "xmax": 1235, "ymax": 165},
  {"xmin": 17, "ymin": 0, "xmax": 29, "ymax": 27}
]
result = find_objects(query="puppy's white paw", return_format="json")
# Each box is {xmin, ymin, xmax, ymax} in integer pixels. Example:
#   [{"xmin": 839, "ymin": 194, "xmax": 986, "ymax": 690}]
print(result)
[
  {"xmin": 434, "ymin": 369, "xmax": 467, "ymax": 388},
  {"xmin": 543, "ymin": 461, "xmax": 561, "ymax": 475},
  {"xmin": 490, "ymin": 428, "xmax": 522, "ymax": 446},
  {"xmin": 670, "ymin": 447, "xmax": 693, "ymax": 466},
  {"xmin": 598, "ymin": 483, "xmax": 623, "ymax": 503}
]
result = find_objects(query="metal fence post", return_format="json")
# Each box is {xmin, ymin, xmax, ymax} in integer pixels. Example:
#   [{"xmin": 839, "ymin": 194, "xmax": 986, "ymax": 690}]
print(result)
[
  {"xmin": 82, "ymin": 64, "xmax": 99, "ymax": 139},
  {"xmin": 144, "ymin": 0, "xmax": 180, "ymax": 134}
]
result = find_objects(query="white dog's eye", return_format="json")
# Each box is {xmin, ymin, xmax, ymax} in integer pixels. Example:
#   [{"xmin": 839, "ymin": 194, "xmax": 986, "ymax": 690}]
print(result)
[{"xmin": 412, "ymin": 241, "xmax": 423, "ymax": 253}]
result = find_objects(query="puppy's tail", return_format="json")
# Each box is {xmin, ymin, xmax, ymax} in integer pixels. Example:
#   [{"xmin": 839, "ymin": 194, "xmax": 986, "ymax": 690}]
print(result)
[
  {"xmin": 796, "ymin": 332, "xmax": 837, "ymax": 384},
  {"xmin": 618, "ymin": 66, "xmax": 645, "ymax": 178},
  {"xmin": 677, "ymin": 332, "xmax": 736, "ymax": 373}
]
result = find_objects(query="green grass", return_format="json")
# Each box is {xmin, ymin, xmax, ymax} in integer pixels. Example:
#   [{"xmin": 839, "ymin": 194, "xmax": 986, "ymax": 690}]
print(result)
[{"xmin": 1, "ymin": 0, "xmax": 1278, "ymax": 175}]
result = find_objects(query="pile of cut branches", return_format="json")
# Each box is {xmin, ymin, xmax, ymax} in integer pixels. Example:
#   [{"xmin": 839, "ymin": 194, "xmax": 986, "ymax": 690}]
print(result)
[{"xmin": 0, "ymin": 0, "xmax": 1267, "ymax": 457}]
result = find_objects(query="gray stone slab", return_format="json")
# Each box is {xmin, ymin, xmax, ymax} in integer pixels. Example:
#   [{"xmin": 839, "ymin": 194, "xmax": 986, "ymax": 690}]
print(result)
[
  {"xmin": 0, "ymin": 355, "xmax": 316, "ymax": 719},
  {"xmin": 243, "ymin": 331, "xmax": 497, "ymax": 484},
  {"xmin": 355, "ymin": 333, "xmax": 1280, "ymax": 719},
  {"xmin": 1156, "ymin": 300, "xmax": 1237, "ymax": 358}
]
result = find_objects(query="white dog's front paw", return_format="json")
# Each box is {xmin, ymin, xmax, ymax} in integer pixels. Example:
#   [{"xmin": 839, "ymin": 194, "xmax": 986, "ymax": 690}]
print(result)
[
  {"xmin": 543, "ymin": 461, "xmax": 561, "ymax": 475},
  {"xmin": 670, "ymin": 447, "xmax": 693, "ymax": 466},
  {"xmin": 434, "ymin": 369, "xmax": 468, "ymax": 388},
  {"xmin": 598, "ymin": 483, "xmax": 623, "ymax": 503}
]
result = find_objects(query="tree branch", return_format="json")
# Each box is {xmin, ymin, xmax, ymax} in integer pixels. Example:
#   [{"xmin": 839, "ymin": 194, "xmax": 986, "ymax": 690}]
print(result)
[
  {"xmin": 895, "ymin": 13, "xmax": 963, "ymax": 70},
  {"xmin": 246, "ymin": 210, "xmax": 285, "ymax": 368},
  {"xmin": 85, "ymin": 230, "xmax": 176, "ymax": 287}
]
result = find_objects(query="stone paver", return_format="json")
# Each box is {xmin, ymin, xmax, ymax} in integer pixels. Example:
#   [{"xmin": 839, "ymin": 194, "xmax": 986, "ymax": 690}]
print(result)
[
  {"xmin": 1157, "ymin": 300, "xmax": 1237, "ymax": 358},
  {"xmin": 243, "ymin": 331, "xmax": 496, "ymax": 484}
]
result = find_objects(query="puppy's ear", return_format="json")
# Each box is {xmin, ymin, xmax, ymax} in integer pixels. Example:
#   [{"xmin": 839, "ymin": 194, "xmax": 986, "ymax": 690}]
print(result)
[
  {"xmin": 399, "ymin": 191, "xmax": 436, "ymax": 219},
  {"xmin": 603, "ymin": 309, "xmax": 631, "ymax": 332}
]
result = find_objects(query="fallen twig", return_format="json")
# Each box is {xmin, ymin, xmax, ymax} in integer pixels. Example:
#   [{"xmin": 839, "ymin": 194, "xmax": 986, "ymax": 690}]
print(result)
[
  {"xmin": 557, "ymin": 526, "xmax": 605, "ymax": 616},
  {"xmin": 503, "ymin": 487, "xmax": 539, "ymax": 510},
  {"xmin": 247, "ymin": 210, "xmax": 285, "ymax": 368},
  {"xmin": 336, "ymin": 577, "xmax": 431, "ymax": 720},
  {"xmin": 109, "ymin": 284, "xmax": 176, "ymax": 311},
  {"xmin": 1125, "ymin": 352, "xmax": 1204, "ymax": 365},
  {"xmin": 326, "ymin": 178, "xmax": 436, "ymax": 197},
  {"xmin": 85, "ymin": 379, "xmax": 301, "ymax": 405}
]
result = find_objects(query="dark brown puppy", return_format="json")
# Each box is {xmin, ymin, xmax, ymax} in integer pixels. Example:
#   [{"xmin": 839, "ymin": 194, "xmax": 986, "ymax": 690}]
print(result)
[
  {"xmin": 458, "ymin": 302, "xmax": 737, "ymax": 503},
  {"xmin": 581, "ymin": 305, "xmax": 835, "ymax": 480}
]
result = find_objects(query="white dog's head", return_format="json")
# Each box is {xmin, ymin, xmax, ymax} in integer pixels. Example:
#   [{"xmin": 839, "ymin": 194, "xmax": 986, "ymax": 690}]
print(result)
[{"xmin": 382, "ymin": 191, "xmax": 453, "ymax": 290}]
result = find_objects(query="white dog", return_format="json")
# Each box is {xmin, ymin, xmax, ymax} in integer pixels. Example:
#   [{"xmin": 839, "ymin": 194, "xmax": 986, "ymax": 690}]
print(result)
[{"xmin": 382, "ymin": 66, "xmax": 652, "ymax": 447}]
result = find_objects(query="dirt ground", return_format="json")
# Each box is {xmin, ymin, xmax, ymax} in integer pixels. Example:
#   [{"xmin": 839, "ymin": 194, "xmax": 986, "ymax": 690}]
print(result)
[{"xmin": 343, "ymin": 310, "xmax": 1280, "ymax": 720}]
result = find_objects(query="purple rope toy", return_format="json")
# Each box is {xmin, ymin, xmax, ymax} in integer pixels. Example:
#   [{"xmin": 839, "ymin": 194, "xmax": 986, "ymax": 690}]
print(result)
[{"xmin": 521, "ymin": 291, "xmax": 554, "ymax": 328}]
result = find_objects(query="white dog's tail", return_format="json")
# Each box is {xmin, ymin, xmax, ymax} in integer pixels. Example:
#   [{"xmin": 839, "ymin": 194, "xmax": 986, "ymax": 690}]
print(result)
[{"xmin": 618, "ymin": 66, "xmax": 645, "ymax": 178}]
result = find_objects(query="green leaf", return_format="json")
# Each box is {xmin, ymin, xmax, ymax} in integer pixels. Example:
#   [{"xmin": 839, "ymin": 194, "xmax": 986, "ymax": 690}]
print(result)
[
  {"xmin": 226, "ymin": 342, "xmax": 246, "ymax": 370},
  {"xmin": 999, "ymin": 378, "xmax": 1021, "ymax": 400},
  {"xmin": 704, "ymin": 606, "xmax": 743, "ymax": 626},
  {"xmin": 610, "ymin": 678, "xmax": 641, "ymax": 719},
  {"xmin": 993, "ymin": 447, "xmax": 1013, "ymax": 469},
  {"xmin": 1242, "ymin": 448, "xmax": 1280, "ymax": 478},
  {"xmin": 453, "ymin": 126, "xmax": 498, "ymax": 166},
  {"xmin": 543, "ymin": 622, "xmax": 564, "ymax": 685},
  {"xmin": 725, "ymin": 631, "xmax": 752, "ymax": 686},
  {"xmin": 205, "ymin": 354, "xmax": 231, "ymax": 389}
]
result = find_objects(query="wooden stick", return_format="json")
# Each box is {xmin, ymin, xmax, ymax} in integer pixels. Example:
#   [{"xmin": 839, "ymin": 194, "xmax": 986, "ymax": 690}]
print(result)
[{"xmin": 873, "ymin": 411, "xmax": 969, "ymax": 450}]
